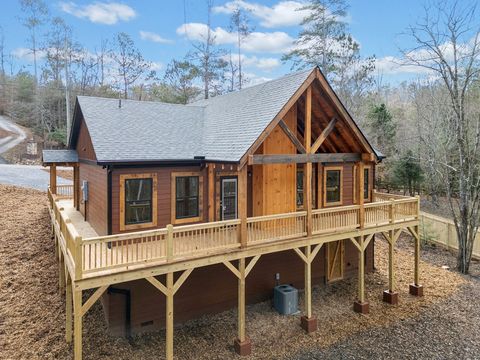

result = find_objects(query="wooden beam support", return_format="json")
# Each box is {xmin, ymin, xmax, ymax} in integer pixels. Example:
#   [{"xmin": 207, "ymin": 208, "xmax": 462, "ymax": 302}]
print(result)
[
  {"xmin": 278, "ymin": 119, "xmax": 306, "ymax": 154},
  {"xmin": 413, "ymin": 225, "xmax": 420, "ymax": 285},
  {"xmin": 238, "ymin": 166, "xmax": 248, "ymax": 248},
  {"xmin": 73, "ymin": 289, "xmax": 82, "ymax": 360},
  {"xmin": 73, "ymin": 165, "xmax": 80, "ymax": 210},
  {"xmin": 357, "ymin": 162, "xmax": 365, "ymax": 229},
  {"xmin": 311, "ymin": 117, "xmax": 338, "ymax": 154},
  {"xmin": 358, "ymin": 236, "xmax": 365, "ymax": 303},
  {"xmin": 248, "ymin": 153, "xmax": 361, "ymax": 165},
  {"xmin": 388, "ymin": 229, "xmax": 395, "ymax": 292},
  {"xmin": 65, "ymin": 272, "xmax": 73, "ymax": 343},
  {"xmin": 349, "ymin": 237, "xmax": 362, "ymax": 252},
  {"xmin": 310, "ymin": 243, "xmax": 323, "ymax": 262},
  {"xmin": 81, "ymin": 285, "xmax": 108, "ymax": 317},
  {"xmin": 208, "ymin": 164, "xmax": 215, "ymax": 222},
  {"xmin": 304, "ymin": 245, "xmax": 312, "ymax": 319},
  {"xmin": 245, "ymin": 255, "xmax": 261, "ymax": 277},
  {"xmin": 50, "ymin": 164, "xmax": 57, "ymax": 194},
  {"xmin": 173, "ymin": 268, "xmax": 194, "ymax": 295},
  {"xmin": 294, "ymin": 247, "xmax": 309, "ymax": 263},
  {"xmin": 223, "ymin": 260, "xmax": 241, "ymax": 279},
  {"xmin": 59, "ymin": 251, "xmax": 65, "ymax": 293},
  {"xmin": 166, "ymin": 272, "xmax": 174, "ymax": 360},
  {"xmin": 146, "ymin": 276, "xmax": 168, "ymax": 295},
  {"xmin": 238, "ymin": 258, "xmax": 246, "ymax": 342}
]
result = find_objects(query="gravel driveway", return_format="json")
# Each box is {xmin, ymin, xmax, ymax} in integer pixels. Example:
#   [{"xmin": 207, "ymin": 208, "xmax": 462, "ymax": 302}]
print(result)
[
  {"xmin": 0, "ymin": 164, "xmax": 71, "ymax": 191},
  {"xmin": 0, "ymin": 115, "xmax": 27, "ymax": 163}
]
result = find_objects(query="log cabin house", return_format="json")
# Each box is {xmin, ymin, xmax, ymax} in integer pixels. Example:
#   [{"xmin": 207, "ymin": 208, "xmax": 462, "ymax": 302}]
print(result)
[{"xmin": 43, "ymin": 67, "xmax": 423, "ymax": 360}]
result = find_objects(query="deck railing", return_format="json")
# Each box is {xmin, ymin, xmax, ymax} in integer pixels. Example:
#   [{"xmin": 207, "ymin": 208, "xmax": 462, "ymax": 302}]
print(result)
[
  {"xmin": 48, "ymin": 188, "xmax": 419, "ymax": 280},
  {"xmin": 55, "ymin": 184, "xmax": 74, "ymax": 198}
]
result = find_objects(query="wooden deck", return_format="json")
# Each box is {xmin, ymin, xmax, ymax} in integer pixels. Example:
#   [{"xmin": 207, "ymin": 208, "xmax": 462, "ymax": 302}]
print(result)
[
  {"xmin": 49, "ymin": 186, "xmax": 419, "ymax": 288},
  {"xmin": 49, "ymin": 185, "xmax": 422, "ymax": 360}
]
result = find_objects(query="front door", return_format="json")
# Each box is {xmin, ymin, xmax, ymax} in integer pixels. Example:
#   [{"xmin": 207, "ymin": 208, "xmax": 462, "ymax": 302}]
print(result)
[
  {"xmin": 327, "ymin": 240, "xmax": 344, "ymax": 282},
  {"xmin": 221, "ymin": 177, "xmax": 238, "ymax": 220}
]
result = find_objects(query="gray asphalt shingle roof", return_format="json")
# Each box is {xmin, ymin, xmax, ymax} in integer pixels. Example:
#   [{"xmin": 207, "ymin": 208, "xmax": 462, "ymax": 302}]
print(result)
[
  {"xmin": 42, "ymin": 149, "xmax": 79, "ymax": 164},
  {"xmin": 74, "ymin": 68, "xmax": 313, "ymax": 163}
]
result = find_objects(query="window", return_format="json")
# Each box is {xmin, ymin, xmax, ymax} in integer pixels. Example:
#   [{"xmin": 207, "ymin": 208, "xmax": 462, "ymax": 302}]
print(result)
[
  {"xmin": 364, "ymin": 167, "xmax": 370, "ymax": 200},
  {"xmin": 324, "ymin": 167, "xmax": 343, "ymax": 206},
  {"xmin": 176, "ymin": 176, "xmax": 199, "ymax": 219},
  {"xmin": 119, "ymin": 173, "xmax": 157, "ymax": 231},
  {"xmin": 125, "ymin": 178, "xmax": 152, "ymax": 224},
  {"xmin": 172, "ymin": 172, "xmax": 204, "ymax": 224},
  {"xmin": 296, "ymin": 167, "xmax": 304, "ymax": 208}
]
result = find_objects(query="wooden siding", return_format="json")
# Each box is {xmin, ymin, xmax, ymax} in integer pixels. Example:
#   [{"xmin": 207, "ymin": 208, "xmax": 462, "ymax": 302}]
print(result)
[
  {"xmin": 111, "ymin": 166, "xmax": 208, "ymax": 234},
  {"xmin": 103, "ymin": 240, "xmax": 374, "ymax": 336},
  {"xmin": 78, "ymin": 163, "xmax": 108, "ymax": 235},
  {"xmin": 252, "ymin": 106, "xmax": 297, "ymax": 216},
  {"xmin": 76, "ymin": 117, "xmax": 96, "ymax": 161}
]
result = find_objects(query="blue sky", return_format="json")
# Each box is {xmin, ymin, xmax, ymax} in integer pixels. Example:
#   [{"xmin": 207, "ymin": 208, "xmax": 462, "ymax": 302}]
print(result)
[{"xmin": 0, "ymin": 0, "xmax": 431, "ymax": 85}]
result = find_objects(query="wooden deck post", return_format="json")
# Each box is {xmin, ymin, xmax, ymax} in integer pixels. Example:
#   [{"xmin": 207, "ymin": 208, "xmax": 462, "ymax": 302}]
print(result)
[
  {"xmin": 409, "ymin": 224, "xmax": 424, "ymax": 296},
  {"xmin": 166, "ymin": 272, "xmax": 174, "ymax": 360},
  {"xmin": 208, "ymin": 164, "xmax": 215, "ymax": 222},
  {"xmin": 234, "ymin": 257, "xmax": 251, "ymax": 355},
  {"xmin": 353, "ymin": 235, "xmax": 369, "ymax": 313},
  {"xmin": 167, "ymin": 224, "xmax": 174, "ymax": 261},
  {"xmin": 300, "ymin": 245, "xmax": 317, "ymax": 332},
  {"xmin": 73, "ymin": 165, "xmax": 80, "ymax": 210},
  {"xmin": 357, "ymin": 162, "xmax": 365, "ymax": 228},
  {"xmin": 73, "ymin": 288, "xmax": 82, "ymax": 360},
  {"xmin": 65, "ymin": 272, "xmax": 73, "ymax": 343},
  {"xmin": 383, "ymin": 229, "xmax": 399, "ymax": 305},
  {"xmin": 50, "ymin": 164, "xmax": 57, "ymax": 194},
  {"xmin": 238, "ymin": 166, "xmax": 248, "ymax": 247},
  {"xmin": 59, "ymin": 251, "xmax": 65, "ymax": 293},
  {"xmin": 305, "ymin": 86, "xmax": 313, "ymax": 236}
]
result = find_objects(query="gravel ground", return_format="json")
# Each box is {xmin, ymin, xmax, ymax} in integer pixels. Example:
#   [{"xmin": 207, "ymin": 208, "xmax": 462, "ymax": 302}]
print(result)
[
  {"xmin": 291, "ymin": 236, "xmax": 480, "ymax": 359},
  {"xmin": 0, "ymin": 184, "xmax": 476, "ymax": 360},
  {"xmin": 0, "ymin": 164, "xmax": 71, "ymax": 190}
]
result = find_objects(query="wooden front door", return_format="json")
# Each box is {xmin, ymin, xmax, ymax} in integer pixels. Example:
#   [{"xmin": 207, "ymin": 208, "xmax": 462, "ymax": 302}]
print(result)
[
  {"xmin": 220, "ymin": 177, "xmax": 238, "ymax": 220},
  {"xmin": 327, "ymin": 240, "xmax": 344, "ymax": 282}
]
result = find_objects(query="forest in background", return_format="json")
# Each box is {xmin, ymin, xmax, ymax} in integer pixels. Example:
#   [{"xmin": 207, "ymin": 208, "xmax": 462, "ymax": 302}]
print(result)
[{"xmin": 1, "ymin": 0, "xmax": 480, "ymax": 272}]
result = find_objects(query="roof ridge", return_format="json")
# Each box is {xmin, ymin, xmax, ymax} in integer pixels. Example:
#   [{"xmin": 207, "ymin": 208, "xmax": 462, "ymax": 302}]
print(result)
[
  {"xmin": 77, "ymin": 95, "xmax": 205, "ymax": 108},
  {"xmin": 190, "ymin": 67, "xmax": 315, "ymax": 104}
]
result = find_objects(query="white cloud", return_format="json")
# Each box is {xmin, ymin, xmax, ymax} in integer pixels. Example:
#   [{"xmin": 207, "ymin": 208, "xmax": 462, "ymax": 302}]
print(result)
[
  {"xmin": 374, "ymin": 56, "xmax": 431, "ymax": 76},
  {"xmin": 139, "ymin": 31, "xmax": 173, "ymax": 44},
  {"xmin": 241, "ymin": 55, "xmax": 281, "ymax": 71},
  {"xmin": 11, "ymin": 47, "xmax": 46, "ymax": 62},
  {"xmin": 149, "ymin": 61, "xmax": 164, "ymax": 71},
  {"xmin": 60, "ymin": 1, "xmax": 136, "ymax": 25},
  {"xmin": 213, "ymin": 0, "xmax": 310, "ymax": 28},
  {"xmin": 224, "ymin": 53, "xmax": 281, "ymax": 71},
  {"xmin": 176, "ymin": 23, "xmax": 294, "ymax": 53}
]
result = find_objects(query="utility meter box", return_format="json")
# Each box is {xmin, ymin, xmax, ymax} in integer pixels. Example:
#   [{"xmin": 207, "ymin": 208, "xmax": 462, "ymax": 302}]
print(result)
[
  {"xmin": 81, "ymin": 180, "xmax": 89, "ymax": 202},
  {"xmin": 273, "ymin": 284, "xmax": 298, "ymax": 315}
]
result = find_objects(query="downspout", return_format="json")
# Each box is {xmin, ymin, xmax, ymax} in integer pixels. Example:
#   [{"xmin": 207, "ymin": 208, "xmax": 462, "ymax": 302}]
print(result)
[{"xmin": 108, "ymin": 287, "xmax": 131, "ymax": 339}]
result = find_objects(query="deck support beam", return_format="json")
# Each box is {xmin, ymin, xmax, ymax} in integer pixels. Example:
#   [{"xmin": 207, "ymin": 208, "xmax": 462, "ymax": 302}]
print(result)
[
  {"xmin": 73, "ymin": 288, "xmax": 82, "ymax": 360},
  {"xmin": 408, "ymin": 225, "xmax": 423, "ymax": 296},
  {"xmin": 383, "ymin": 229, "xmax": 399, "ymax": 305},
  {"xmin": 50, "ymin": 164, "xmax": 57, "ymax": 194},
  {"xmin": 145, "ymin": 269, "xmax": 194, "ymax": 360},
  {"xmin": 59, "ymin": 250, "xmax": 65, "ymax": 293},
  {"xmin": 65, "ymin": 271, "xmax": 73, "ymax": 343},
  {"xmin": 353, "ymin": 235, "xmax": 369, "ymax": 314},
  {"xmin": 73, "ymin": 165, "xmax": 80, "ymax": 210},
  {"xmin": 223, "ymin": 257, "xmax": 260, "ymax": 356},
  {"xmin": 166, "ymin": 272, "xmax": 174, "ymax": 360}
]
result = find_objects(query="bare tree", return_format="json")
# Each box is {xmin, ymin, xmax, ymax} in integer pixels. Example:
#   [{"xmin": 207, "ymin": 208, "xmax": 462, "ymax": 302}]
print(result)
[
  {"xmin": 111, "ymin": 32, "xmax": 151, "ymax": 99},
  {"xmin": 19, "ymin": 0, "xmax": 48, "ymax": 84},
  {"xmin": 229, "ymin": 6, "xmax": 253, "ymax": 90},
  {"xmin": 0, "ymin": 26, "xmax": 5, "ymax": 78},
  {"xmin": 402, "ymin": 0, "xmax": 480, "ymax": 273},
  {"xmin": 187, "ymin": 0, "xmax": 227, "ymax": 99}
]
